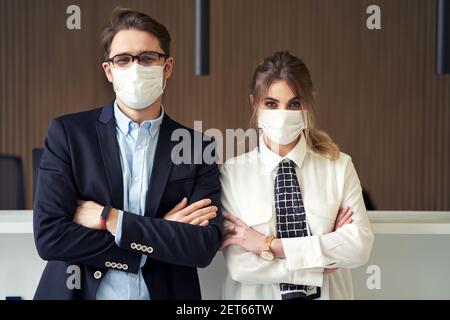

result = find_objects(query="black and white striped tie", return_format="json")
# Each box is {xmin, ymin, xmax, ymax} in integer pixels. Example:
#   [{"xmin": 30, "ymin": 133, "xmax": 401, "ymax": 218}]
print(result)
[{"xmin": 274, "ymin": 159, "xmax": 321, "ymax": 300}]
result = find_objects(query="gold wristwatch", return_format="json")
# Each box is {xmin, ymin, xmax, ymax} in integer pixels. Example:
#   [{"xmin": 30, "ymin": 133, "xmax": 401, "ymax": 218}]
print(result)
[{"xmin": 259, "ymin": 235, "xmax": 275, "ymax": 261}]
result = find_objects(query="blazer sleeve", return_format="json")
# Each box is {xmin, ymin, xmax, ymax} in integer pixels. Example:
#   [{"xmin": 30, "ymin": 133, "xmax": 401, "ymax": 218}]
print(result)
[
  {"xmin": 33, "ymin": 119, "xmax": 142, "ymax": 273},
  {"xmin": 117, "ymin": 140, "xmax": 223, "ymax": 268},
  {"xmin": 220, "ymin": 162, "xmax": 324, "ymax": 287},
  {"xmin": 281, "ymin": 158, "xmax": 375, "ymax": 270}
]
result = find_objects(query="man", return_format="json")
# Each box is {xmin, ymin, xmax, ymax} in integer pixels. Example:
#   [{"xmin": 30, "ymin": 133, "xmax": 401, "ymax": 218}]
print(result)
[{"xmin": 33, "ymin": 8, "xmax": 223, "ymax": 300}]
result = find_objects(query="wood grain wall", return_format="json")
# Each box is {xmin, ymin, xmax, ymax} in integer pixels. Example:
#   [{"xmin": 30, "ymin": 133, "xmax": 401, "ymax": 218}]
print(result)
[{"xmin": 0, "ymin": 0, "xmax": 449, "ymax": 210}]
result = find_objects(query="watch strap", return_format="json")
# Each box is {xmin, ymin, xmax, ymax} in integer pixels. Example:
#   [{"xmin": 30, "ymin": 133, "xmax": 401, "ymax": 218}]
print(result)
[
  {"xmin": 100, "ymin": 206, "xmax": 112, "ymax": 230},
  {"xmin": 262, "ymin": 235, "xmax": 275, "ymax": 253}
]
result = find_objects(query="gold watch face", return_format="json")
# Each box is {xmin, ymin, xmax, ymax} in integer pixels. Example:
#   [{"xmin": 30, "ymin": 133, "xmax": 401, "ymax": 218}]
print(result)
[{"xmin": 260, "ymin": 250, "xmax": 274, "ymax": 261}]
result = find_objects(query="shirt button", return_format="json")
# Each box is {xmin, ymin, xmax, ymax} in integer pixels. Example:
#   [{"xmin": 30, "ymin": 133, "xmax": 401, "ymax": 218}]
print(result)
[
  {"xmin": 94, "ymin": 271, "xmax": 102, "ymax": 279},
  {"xmin": 133, "ymin": 177, "xmax": 140, "ymax": 182}
]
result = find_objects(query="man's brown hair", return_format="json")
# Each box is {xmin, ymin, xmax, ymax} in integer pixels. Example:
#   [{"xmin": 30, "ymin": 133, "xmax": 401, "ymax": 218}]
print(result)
[{"xmin": 101, "ymin": 8, "xmax": 171, "ymax": 61}]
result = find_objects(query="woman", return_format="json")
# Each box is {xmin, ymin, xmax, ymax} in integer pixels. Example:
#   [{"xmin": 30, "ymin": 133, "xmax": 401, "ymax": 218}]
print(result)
[{"xmin": 220, "ymin": 51, "xmax": 374, "ymax": 300}]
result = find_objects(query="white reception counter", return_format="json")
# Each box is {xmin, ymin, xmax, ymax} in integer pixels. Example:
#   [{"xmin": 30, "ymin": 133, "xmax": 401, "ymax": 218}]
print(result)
[{"xmin": 1, "ymin": 211, "xmax": 450, "ymax": 299}]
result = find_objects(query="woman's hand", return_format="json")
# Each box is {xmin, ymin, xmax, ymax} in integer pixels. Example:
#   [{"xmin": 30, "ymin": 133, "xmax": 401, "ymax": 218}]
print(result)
[
  {"xmin": 220, "ymin": 213, "xmax": 266, "ymax": 254},
  {"xmin": 220, "ymin": 206, "xmax": 354, "ymax": 256},
  {"xmin": 163, "ymin": 197, "xmax": 217, "ymax": 226},
  {"xmin": 333, "ymin": 206, "xmax": 353, "ymax": 230},
  {"xmin": 73, "ymin": 200, "xmax": 104, "ymax": 230}
]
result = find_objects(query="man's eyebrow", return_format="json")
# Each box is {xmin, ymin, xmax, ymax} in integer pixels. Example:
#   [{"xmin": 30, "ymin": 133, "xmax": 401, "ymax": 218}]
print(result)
[{"xmin": 109, "ymin": 52, "xmax": 130, "ymax": 58}]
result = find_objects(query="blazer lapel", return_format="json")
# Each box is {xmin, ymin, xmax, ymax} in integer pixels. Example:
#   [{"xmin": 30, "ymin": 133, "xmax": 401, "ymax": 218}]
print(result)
[
  {"xmin": 144, "ymin": 114, "xmax": 176, "ymax": 217},
  {"xmin": 96, "ymin": 103, "xmax": 124, "ymax": 209}
]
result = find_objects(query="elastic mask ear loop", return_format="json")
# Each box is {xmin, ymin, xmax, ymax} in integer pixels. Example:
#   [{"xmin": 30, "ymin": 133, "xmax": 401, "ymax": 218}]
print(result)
[
  {"xmin": 257, "ymin": 127, "xmax": 262, "ymax": 153},
  {"xmin": 162, "ymin": 61, "xmax": 168, "ymax": 90},
  {"xmin": 256, "ymin": 107, "xmax": 263, "ymax": 153},
  {"xmin": 301, "ymin": 109, "xmax": 308, "ymax": 138}
]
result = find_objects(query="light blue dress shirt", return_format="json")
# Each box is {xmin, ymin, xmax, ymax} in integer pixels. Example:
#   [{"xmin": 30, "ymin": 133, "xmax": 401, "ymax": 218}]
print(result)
[{"xmin": 96, "ymin": 101, "xmax": 164, "ymax": 300}]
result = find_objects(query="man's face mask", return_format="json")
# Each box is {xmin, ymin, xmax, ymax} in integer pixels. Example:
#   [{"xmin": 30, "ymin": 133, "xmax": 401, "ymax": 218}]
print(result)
[{"xmin": 111, "ymin": 62, "xmax": 167, "ymax": 110}]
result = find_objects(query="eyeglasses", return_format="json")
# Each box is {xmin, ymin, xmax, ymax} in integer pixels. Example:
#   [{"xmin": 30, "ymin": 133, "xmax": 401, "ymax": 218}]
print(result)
[{"xmin": 107, "ymin": 51, "xmax": 168, "ymax": 68}]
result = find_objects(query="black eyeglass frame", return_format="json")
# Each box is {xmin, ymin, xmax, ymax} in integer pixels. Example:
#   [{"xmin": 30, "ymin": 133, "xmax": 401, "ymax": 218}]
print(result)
[{"xmin": 106, "ymin": 51, "xmax": 169, "ymax": 66}]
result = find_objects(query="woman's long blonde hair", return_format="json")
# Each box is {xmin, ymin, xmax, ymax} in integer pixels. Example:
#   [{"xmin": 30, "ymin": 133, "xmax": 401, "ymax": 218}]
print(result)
[{"xmin": 250, "ymin": 51, "xmax": 340, "ymax": 160}]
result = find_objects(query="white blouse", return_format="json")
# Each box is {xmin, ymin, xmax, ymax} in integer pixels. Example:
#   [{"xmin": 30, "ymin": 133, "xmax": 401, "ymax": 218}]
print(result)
[{"xmin": 220, "ymin": 133, "xmax": 374, "ymax": 300}]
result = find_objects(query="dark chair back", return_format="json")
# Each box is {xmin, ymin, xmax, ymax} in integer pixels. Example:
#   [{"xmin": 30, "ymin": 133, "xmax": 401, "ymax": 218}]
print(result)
[
  {"xmin": 362, "ymin": 188, "xmax": 376, "ymax": 211},
  {"xmin": 0, "ymin": 154, "xmax": 25, "ymax": 210}
]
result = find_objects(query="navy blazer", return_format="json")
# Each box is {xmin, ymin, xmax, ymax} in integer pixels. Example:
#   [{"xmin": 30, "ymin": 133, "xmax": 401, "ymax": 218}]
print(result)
[{"xmin": 33, "ymin": 103, "xmax": 223, "ymax": 300}]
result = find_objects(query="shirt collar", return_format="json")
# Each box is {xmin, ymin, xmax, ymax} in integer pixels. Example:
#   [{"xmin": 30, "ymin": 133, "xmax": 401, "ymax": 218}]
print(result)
[
  {"xmin": 113, "ymin": 100, "xmax": 164, "ymax": 138},
  {"xmin": 259, "ymin": 132, "xmax": 307, "ymax": 173}
]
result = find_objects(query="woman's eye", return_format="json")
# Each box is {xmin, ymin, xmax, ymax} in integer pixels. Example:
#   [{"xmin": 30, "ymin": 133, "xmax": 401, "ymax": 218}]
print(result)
[
  {"xmin": 265, "ymin": 101, "xmax": 277, "ymax": 108},
  {"xmin": 289, "ymin": 102, "xmax": 301, "ymax": 109}
]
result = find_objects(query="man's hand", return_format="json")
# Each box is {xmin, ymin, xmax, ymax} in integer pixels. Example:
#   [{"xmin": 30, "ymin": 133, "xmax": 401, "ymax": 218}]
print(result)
[
  {"xmin": 163, "ymin": 197, "xmax": 217, "ymax": 226},
  {"xmin": 73, "ymin": 200, "xmax": 104, "ymax": 230},
  {"xmin": 74, "ymin": 197, "xmax": 217, "ymax": 232}
]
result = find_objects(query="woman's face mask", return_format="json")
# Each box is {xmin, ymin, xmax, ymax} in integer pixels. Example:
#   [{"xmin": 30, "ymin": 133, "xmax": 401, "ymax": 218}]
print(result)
[
  {"xmin": 111, "ymin": 62, "xmax": 166, "ymax": 110},
  {"xmin": 258, "ymin": 109, "xmax": 307, "ymax": 145}
]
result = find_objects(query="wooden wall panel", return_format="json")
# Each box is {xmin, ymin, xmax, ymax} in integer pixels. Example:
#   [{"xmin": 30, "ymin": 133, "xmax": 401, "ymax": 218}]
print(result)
[{"xmin": 0, "ymin": 0, "xmax": 449, "ymax": 210}]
